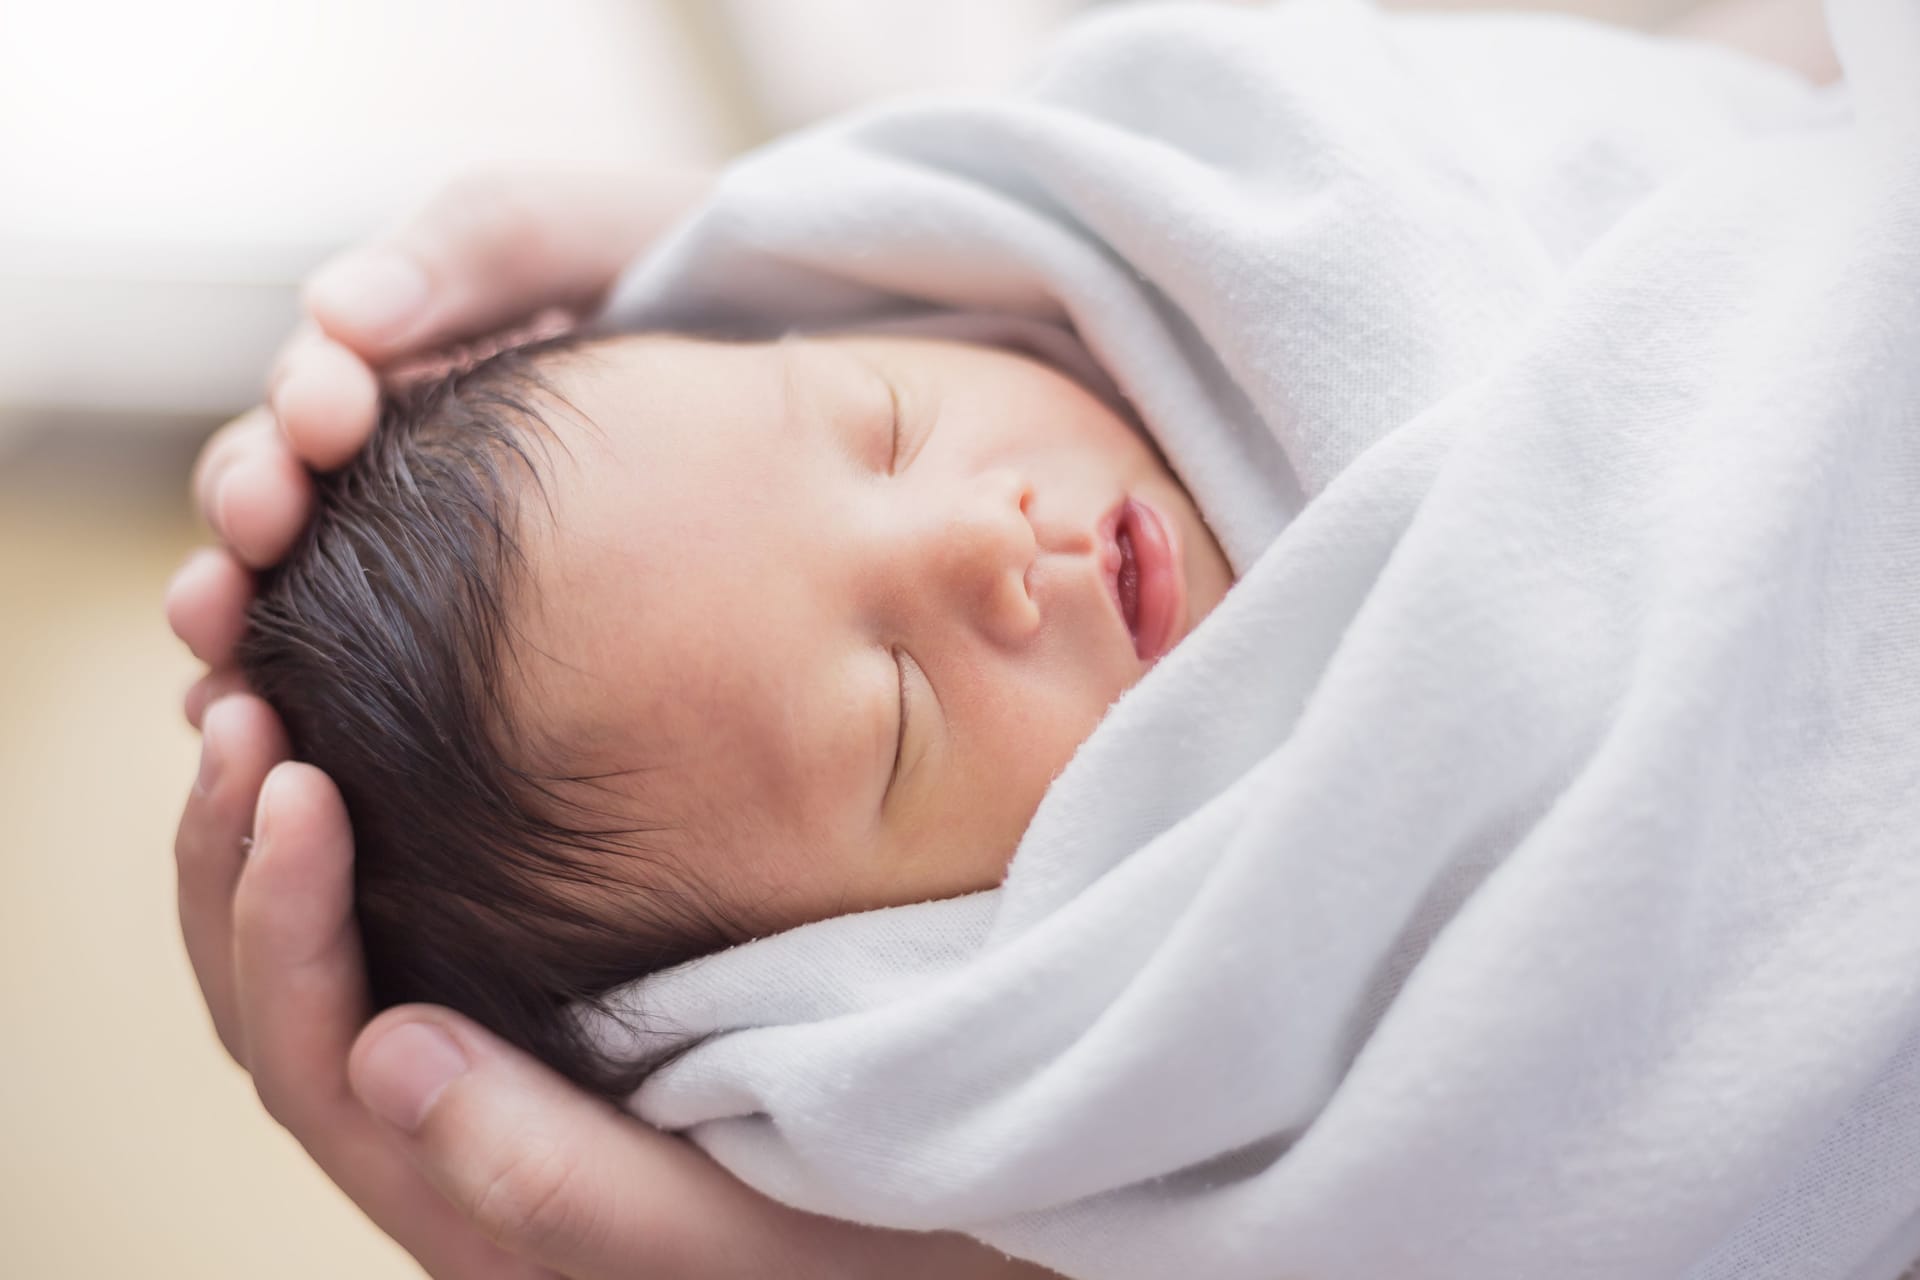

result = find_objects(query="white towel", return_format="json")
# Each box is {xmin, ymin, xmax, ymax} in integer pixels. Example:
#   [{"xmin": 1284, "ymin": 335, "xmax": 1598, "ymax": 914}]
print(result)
[{"xmin": 592, "ymin": 1, "xmax": 1920, "ymax": 1276}]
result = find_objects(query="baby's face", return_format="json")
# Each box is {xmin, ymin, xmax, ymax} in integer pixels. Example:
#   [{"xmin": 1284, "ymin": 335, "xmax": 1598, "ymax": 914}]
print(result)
[{"xmin": 513, "ymin": 333, "xmax": 1233, "ymax": 939}]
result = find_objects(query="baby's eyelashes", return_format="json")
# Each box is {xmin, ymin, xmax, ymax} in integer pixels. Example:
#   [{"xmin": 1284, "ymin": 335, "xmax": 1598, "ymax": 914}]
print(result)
[{"xmin": 885, "ymin": 378, "xmax": 904, "ymax": 474}]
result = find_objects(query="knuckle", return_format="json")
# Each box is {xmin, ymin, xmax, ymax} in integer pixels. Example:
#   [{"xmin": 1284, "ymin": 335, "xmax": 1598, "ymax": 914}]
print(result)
[
  {"xmin": 192, "ymin": 410, "xmax": 264, "ymax": 503},
  {"xmin": 173, "ymin": 784, "xmax": 236, "ymax": 879},
  {"xmin": 429, "ymin": 171, "xmax": 541, "ymax": 260},
  {"xmin": 267, "ymin": 328, "xmax": 323, "ymax": 400},
  {"xmin": 172, "ymin": 802, "xmax": 207, "ymax": 872},
  {"xmin": 208, "ymin": 1014, "xmax": 246, "ymax": 1068},
  {"xmin": 251, "ymin": 1069, "xmax": 297, "ymax": 1130},
  {"xmin": 464, "ymin": 1138, "xmax": 602, "ymax": 1257}
]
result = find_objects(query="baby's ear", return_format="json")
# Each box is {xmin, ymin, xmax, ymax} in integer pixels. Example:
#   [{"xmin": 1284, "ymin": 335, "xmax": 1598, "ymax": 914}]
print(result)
[{"xmin": 382, "ymin": 308, "xmax": 580, "ymax": 391}]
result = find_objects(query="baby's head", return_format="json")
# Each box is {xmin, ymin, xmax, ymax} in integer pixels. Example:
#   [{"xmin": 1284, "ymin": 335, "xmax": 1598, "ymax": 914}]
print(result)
[{"xmin": 240, "ymin": 330, "xmax": 1232, "ymax": 1095}]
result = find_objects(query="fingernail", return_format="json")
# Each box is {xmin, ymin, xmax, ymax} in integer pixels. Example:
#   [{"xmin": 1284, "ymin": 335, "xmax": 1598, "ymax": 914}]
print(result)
[
  {"xmin": 196, "ymin": 448, "xmax": 237, "ymax": 532},
  {"xmin": 251, "ymin": 764, "xmax": 286, "ymax": 858},
  {"xmin": 182, "ymin": 674, "xmax": 210, "ymax": 727},
  {"xmin": 212, "ymin": 468, "xmax": 238, "ymax": 542},
  {"xmin": 164, "ymin": 548, "xmax": 214, "ymax": 614},
  {"xmin": 307, "ymin": 250, "xmax": 429, "ymax": 336},
  {"xmin": 194, "ymin": 713, "xmax": 226, "ymax": 798},
  {"xmin": 358, "ymin": 1021, "xmax": 469, "ymax": 1133}
]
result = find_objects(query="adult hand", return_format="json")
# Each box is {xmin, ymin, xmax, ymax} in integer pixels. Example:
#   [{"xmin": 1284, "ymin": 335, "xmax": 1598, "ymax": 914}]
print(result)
[
  {"xmin": 168, "ymin": 168, "xmax": 1057, "ymax": 1279},
  {"xmin": 177, "ymin": 713, "xmax": 1052, "ymax": 1278},
  {"xmin": 1661, "ymin": 0, "xmax": 1841, "ymax": 85},
  {"xmin": 170, "ymin": 165, "xmax": 712, "ymax": 726}
]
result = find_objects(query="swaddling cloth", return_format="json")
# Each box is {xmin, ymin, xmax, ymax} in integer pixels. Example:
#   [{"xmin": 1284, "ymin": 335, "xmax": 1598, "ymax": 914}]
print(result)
[{"xmin": 591, "ymin": 1, "xmax": 1920, "ymax": 1276}]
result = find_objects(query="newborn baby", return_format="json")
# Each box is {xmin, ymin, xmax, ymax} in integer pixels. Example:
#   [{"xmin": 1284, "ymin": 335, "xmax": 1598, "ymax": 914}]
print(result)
[{"xmin": 241, "ymin": 328, "xmax": 1235, "ymax": 1095}]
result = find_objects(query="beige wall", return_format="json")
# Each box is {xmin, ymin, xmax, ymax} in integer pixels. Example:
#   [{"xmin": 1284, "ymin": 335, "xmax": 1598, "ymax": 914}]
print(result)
[{"xmin": 0, "ymin": 440, "xmax": 418, "ymax": 1278}]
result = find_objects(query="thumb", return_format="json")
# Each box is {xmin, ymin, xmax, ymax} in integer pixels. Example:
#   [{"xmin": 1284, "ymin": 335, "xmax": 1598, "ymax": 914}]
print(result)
[
  {"xmin": 348, "ymin": 1006, "xmax": 820, "ymax": 1280},
  {"xmin": 304, "ymin": 167, "xmax": 708, "ymax": 365}
]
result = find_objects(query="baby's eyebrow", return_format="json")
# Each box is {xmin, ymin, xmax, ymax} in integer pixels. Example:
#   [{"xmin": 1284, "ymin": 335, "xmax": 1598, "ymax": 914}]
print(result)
[
  {"xmin": 778, "ymin": 338, "xmax": 874, "ymax": 459},
  {"xmin": 775, "ymin": 339, "xmax": 830, "ymax": 459},
  {"xmin": 780, "ymin": 335, "xmax": 852, "ymax": 442},
  {"xmin": 777, "ymin": 338, "xmax": 803, "ymax": 439}
]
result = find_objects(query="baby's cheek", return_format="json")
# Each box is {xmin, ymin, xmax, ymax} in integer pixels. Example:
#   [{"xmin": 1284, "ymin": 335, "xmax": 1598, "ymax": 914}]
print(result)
[{"xmin": 992, "ymin": 691, "xmax": 1108, "ymax": 847}]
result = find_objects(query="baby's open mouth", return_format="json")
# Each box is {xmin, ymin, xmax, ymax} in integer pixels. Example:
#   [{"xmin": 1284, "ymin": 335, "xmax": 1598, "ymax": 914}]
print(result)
[{"xmin": 1101, "ymin": 497, "xmax": 1185, "ymax": 665}]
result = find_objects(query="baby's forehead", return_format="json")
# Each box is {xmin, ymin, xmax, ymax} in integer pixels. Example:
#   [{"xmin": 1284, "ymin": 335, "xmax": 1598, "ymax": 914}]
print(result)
[
  {"xmin": 539, "ymin": 330, "xmax": 776, "ymax": 405},
  {"xmin": 514, "ymin": 333, "xmax": 796, "ymax": 495},
  {"xmin": 535, "ymin": 328, "xmax": 942, "ymax": 451}
]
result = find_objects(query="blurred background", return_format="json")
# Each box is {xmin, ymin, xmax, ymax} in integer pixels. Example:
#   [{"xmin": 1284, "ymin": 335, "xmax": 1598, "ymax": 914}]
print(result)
[{"xmin": 0, "ymin": 0, "xmax": 1695, "ymax": 1274}]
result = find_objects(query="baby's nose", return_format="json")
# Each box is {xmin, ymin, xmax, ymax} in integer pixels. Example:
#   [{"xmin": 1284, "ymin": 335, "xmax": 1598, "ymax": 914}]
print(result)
[{"xmin": 926, "ymin": 471, "xmax": 1039, "ymax": 647}]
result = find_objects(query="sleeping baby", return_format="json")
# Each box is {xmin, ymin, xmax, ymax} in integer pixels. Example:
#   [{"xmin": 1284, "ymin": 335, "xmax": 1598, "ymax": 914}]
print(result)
[
  {"xmin": 238, "ymin": 0, "xmax": 1920, "ymax": 1277},
  {"xmin": 240, "ymin": 327, "xmax": 1236, "ymax": 1096}
]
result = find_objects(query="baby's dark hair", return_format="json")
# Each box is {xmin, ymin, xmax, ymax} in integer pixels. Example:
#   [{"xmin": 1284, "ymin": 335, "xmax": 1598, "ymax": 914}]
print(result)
[{"xmin": 239, "ymin": 335, "xmax": 736, "ymax": 1099}]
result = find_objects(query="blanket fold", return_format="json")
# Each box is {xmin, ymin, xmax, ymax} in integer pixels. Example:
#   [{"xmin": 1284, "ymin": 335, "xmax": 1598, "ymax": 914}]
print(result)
[{"xmin": 594, "ymin": 1, "xmax": 1920, "ymax": 1275}]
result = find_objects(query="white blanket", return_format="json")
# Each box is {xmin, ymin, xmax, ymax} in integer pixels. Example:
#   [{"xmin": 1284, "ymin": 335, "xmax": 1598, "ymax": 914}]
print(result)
[{"xmin": 593, "ymin": 1, "xmax": 1920, "ymax": 1275}]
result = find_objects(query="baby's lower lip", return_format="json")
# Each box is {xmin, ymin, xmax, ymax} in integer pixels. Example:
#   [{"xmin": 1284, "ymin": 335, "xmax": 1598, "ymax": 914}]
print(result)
[{"xmin": 1120, "ymin": 498, "xmax": 1183, "ymax": 663}]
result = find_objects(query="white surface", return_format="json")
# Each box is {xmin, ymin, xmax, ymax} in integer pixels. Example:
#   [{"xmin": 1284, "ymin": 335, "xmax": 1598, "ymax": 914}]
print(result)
[
  {"xmin": 0, "ymin": 0, "xmax": 725, "ymax": 418},
  {"xmin": 0, "ymin": 0, "xmax": 1094, "ymax": 423}
]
